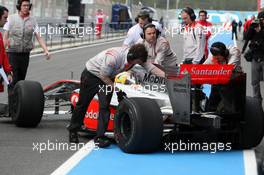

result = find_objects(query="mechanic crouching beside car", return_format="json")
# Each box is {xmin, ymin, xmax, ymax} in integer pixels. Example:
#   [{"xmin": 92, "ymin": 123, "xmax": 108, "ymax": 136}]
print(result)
[
  {"xmin": 68, "ymin": 44, "xmax": 165, "ymax": 147},
  {"xmin": 204, "ymin": 42, "xmax": 242, "ymax": 113},
  {"xmin": 204, "ymin": 42, "xmax": 241, "ymax": 68}
]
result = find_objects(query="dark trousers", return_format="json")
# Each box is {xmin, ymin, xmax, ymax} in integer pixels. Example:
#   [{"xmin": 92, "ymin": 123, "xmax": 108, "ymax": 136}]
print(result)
[
  {"xmin": 251, "ymin": 59, "xmax": 264, "ymax": 102},
  {"xmin": 8, "ymin": 52, "xmax": 30, "ymax": 88},
  {"xmin": 68, "ymin": 69, "xmax": 113, "ymax": 137},
  {"xmin": 7, "ymin": 52, "xmax": 30, "ymax": 116},
  {"xmin": 232, "ymin": 30, "xmax": 238, "ymax": 40}
]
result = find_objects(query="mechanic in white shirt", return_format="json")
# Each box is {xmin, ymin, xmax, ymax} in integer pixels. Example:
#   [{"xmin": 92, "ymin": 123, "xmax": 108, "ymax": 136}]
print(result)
[
  {"xmin": 137, "ymin": 23, "xmax": 177, "ymax": 68},
  {"xmin": 123, "ymin": 10, "xmax": 164, "ymax": 47},
  {"xmin": 68, "ymin": 44, "xmax": 165, "ymax": 147},
  {"xmin": 181, "ymin": 7, "xmax": 206, "ymax": 64}
]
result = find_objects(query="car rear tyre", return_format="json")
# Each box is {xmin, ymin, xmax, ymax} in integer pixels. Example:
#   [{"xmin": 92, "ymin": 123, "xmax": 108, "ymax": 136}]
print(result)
[
  {"xmin": 240, "ymin": 96, "xmax": 264, "ymax": 148},
  {"xmin": 114, "ymin": 98, "xmax": 163, "ymax": 153},
  {"xmin": 11, "ymin": 80, "xmax": 44, "ymax": 127}
]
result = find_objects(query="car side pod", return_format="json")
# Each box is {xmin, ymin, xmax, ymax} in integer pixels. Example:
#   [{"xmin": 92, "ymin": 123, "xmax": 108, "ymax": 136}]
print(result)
[
  {"xmin": 114, "ymin": 97, "xmax": 163, "ymax": 153},
  {"xmin": 11, "ymin": 80, "xmax": 44, "ymax": 127}
]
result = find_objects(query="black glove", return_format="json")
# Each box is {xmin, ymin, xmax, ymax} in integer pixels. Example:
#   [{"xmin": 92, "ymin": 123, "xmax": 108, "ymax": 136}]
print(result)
[{"xmin": 116, "ymin": 90, "xmax": 127, "ymax": 102}]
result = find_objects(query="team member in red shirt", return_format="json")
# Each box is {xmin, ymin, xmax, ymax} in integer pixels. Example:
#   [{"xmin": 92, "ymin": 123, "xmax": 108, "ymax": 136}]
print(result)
[
  {"xmin": 95, "ymin": 9, "xmax": 105, "ymax": 39},
  {"xmin": 0, "ymin": 6, "xmax": 12, "ymax": 116},
  {"xmin": 197, "ymin": 10, "xmax": 213, "ymax": 59},
  {"xmin": 0, "ymin": 6, "xmax": 12, "ymax": 92},
  {"xmin": 243, "ymin": 15, "xmax": 255, "ymax": 40}
]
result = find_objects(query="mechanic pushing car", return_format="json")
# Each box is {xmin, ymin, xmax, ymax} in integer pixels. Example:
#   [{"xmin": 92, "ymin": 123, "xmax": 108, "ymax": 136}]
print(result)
[
  {"xmin": 204, "ymin": 42, "xmax": 241, "ymax": 68},
  {"xmin": 204, "ymin": 42, "xmax": 242, "ymax": 112},
  {"xmin": 68, "ymin": 44, "xmax": 165, "ymax": 147},
  {"xmin": 137, "ymin": 23, "xmax": 178, "ymax": 68},
  {"xmin": 123, "ymin": 10, "xmax": 164, "ymax": 47}
]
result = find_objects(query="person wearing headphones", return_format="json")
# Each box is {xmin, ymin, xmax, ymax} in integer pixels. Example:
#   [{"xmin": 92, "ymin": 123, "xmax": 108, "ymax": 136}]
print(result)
[
  {"xmin": 3, "ymin": 0, "xmax": 50, "ymax": 117},
  {"xmin": 181, "ymin": 7, "xmax": 206, "ymax": 112},
  {"xmin": 68, "ymin": 44, "xmax": 165, "ymax": 147},
  {"xmin": 137, "ymin": 23, "xmax": 177, "ymax": 68},
  {"xmin": 3, "ymin": 0, "xmax": 50, "ymax": 87},
  {"xmin": 181, "ymin": 7, "xmax": 206, "ymax": 64},
  {"xmin": 204, "ymin": 42, "xmax": 241, "ymax": 68},
  {"xmin": 123, "ymin": 10, "xmax": 164, "ymax": 47}
]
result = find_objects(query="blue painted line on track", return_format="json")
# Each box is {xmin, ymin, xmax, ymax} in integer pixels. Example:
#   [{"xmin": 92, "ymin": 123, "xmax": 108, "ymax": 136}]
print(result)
[{"xmin": 68, "ymin": 145, "xmax": 244, "ymax": 175}]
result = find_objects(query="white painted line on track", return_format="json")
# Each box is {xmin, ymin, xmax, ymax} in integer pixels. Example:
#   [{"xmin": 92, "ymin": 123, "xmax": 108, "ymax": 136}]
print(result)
[
  {"xmin": 51, "ymin": 140, "xmax": 95, "ymax": 175},
  {"xmin": 31, "ymin": 38, "xmax": 124, "ymax": 58},
  {"xmin": 43, "ymin": 111, "xmax": 69, "ymax": 115},
  {"xmin": 243, "ymin": 150, "xmax": 258, "ymax": 175}
]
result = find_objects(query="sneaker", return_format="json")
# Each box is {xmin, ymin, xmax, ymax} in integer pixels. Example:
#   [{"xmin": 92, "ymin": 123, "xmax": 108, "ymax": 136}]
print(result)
[
  {"xmin": 69, "ymin": 131, "xmax": 79, "ymax": 143},
  {"xmin": 94, "ymin": 136, "xmax": 111, "ymax": 148}
]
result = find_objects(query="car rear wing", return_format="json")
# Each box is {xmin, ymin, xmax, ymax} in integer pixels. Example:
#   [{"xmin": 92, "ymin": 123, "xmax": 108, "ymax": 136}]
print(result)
[
  {"xmin": 166, "ymin": 64, "xmax": 235, "ymax": 85},
  {"xmin": 165, "ymin": 64, "xmax": 246, "ymax": 126}
]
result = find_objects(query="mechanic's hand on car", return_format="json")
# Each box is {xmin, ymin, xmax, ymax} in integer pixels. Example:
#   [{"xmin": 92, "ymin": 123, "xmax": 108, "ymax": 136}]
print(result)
[{"xmin": 116, "ymin": 90, "xmax": 127, "ymax": 102}]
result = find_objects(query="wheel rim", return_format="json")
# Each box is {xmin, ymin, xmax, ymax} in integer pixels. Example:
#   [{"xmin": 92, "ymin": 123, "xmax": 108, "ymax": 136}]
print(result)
[
  {"xmin": 120, "ymin": 113, "xmax": 132, "ymax": 141},
  {"xmin": 13, "ymin": 90, "xmax": 19, "ymax": 118}
]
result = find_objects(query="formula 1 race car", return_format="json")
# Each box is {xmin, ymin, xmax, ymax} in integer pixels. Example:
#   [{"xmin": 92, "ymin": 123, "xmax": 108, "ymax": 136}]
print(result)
[{"xmin": 10, "ymin": 64, "xmax": 264, "ymax": 153}]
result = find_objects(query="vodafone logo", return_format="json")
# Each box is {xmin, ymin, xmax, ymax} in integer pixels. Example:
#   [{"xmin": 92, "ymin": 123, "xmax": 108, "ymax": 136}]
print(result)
[{"xmin": 85, "ymin": 110, "xmax": 114, "ymax": 121}]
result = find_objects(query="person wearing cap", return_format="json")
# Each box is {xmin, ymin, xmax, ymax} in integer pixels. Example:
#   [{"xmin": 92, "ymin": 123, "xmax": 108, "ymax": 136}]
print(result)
[
  {"xmin": 123, "ymin": 10, "xmax": 164, "ymax": 47},
  {"xmin": 242, "ymin": 11, "xmax": 264, "ymax": 105},
  {"xmin": 181, "ymin": 7, "xmax": 206, "ymax": 64},
  {"xmin": 68, "ymin": 44, "xmax": 165, "ymax": 147}
]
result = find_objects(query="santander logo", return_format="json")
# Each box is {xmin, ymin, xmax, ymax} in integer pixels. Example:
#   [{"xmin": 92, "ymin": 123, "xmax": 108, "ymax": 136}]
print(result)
[{"xmin": 177, "ymin": 64, "xmax": 235, "ymax": 84}]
